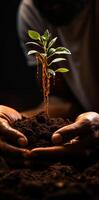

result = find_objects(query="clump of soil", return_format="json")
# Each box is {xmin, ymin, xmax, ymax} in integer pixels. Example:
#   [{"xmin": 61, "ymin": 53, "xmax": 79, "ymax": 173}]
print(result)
[
  {"xmin": 0, "ymin": 112, "xmax": 99, "ymax": 200},
  {"xmin": 13, "ymin": 111, "xmax": 69, "ymax": 149}
]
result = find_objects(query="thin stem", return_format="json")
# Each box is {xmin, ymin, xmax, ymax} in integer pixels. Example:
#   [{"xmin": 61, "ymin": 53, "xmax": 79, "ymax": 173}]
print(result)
[
  {"xmin": 37, "ymin": 54, "xmax": 50, "ymax": 115},
  {"xmin": 47, "ymin": 52, "xmax": 56, "ymax": 59},
  {"xmin": 36, "ymin": 55, "xmax": 39, "ymax": 79}
]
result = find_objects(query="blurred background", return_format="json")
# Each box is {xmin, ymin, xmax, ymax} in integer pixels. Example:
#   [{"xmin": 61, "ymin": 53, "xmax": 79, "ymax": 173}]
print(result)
[
  {"xmin": 0, "ymin": 0, "xmax": 42, "ymax": 112},
  {"xmin": 1, "ymin": 0, "xmax": 81, "ymax": 116}
]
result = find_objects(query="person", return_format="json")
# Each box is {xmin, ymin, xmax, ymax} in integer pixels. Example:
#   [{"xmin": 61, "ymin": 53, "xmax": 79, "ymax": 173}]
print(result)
[{"xmin": 0, "ymin": 0, "xmax": 99, "ymax": 159}]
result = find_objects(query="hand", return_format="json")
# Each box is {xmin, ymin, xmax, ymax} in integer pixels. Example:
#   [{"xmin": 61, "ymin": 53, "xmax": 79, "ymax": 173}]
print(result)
[
  {"xmin": 0, "ymin": 105, "xmax": 30, "ymax": 157},
  {"xmin": 30, "ymin": 112, "xmax": 99, "ymax": 159},
  {"xmin": 52, "ymin": 111, "xmax": 99, "ymax": 144}
]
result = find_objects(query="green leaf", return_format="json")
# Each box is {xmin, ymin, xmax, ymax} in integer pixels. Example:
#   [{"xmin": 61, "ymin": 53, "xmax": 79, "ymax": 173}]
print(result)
[
  {"xmin": 43, "ymin": 29, "xmax": 51, "ymax": 41},
  {"xmin": 55, "ymin": 68, "xmax": 69, "ymax": 73},
  {"xmin": 41, "ymin": 36, "xmax": 47, "ymax": 48},
  {"xmin": 49, "ymin": 58, "xmax": 66, "ymax": 66},
  {"xmin": 28, "ymin": 30, "xmax": 41, "ymax": 41},
  {"xmin": 48, "ymin": 69, "xmax": 56, "ymax": 76},
  {"xmin": 41, "ymin": 30, "xmax": 51, "ymax": 48},
  {"xmin": 26, "ymin": 41, "xmax": 41, "ymax": 47},
  {"xmin": 28, "ymin": 50, "xmax": 38, "ymax": 55},
  {"xmin": 53, "ymin": 51, "xmax": 68, "ymax": 55},
  {"xmin": 41, "ymin": 35, "xmax": 46, "ymax": 41},
  {"xmin": 48, "ymin": 48, "xmax": 56, "ymax": 56},
  {"xmin": 48, "ymin": 37, "xmax": 57, "ymax": 49},
  {"xmin": 56, "ymin": 47, "xmax": 71, "ymax": 54}
]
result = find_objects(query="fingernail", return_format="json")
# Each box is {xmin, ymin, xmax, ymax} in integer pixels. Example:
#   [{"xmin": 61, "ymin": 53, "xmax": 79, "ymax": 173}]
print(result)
[
  {"xmin": 18, "ymin": 137, "xmax": 28, "ymax": 146},
  {"xmin": 52, "ymin": 133, "xmax": 62, "ymax": 144}
]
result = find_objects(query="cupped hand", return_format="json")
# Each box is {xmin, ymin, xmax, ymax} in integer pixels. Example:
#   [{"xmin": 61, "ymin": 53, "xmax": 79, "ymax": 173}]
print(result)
[
  {"xmin": 52, "ymin": 112, "xmax": 99, "ymax": 144},
  {"xmin": 0, "ymin": 105, "xmax": 30, "ymax": 157},
  {"xmin": 30, "ymin": 112, "xmax": 99, "ymax": 159}
]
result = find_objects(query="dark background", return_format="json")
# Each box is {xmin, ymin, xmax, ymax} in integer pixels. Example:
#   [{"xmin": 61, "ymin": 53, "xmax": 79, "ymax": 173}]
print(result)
[
  {"xmin": 0, "ymin": 0, "xmax": 83, "ymax": 114},
  {"xmin": 0, "ymin": 0, "xmax": 42, "ymax": 111}
]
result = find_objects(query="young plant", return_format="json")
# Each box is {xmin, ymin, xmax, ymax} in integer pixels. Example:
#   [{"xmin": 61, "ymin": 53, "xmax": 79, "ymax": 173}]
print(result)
[{"xmin": 26, "ymin": 29, "xmax": 71, "ymax": 115}]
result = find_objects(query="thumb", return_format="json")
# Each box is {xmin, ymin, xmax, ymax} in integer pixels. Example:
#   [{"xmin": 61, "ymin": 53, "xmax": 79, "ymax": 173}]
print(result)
[
  {"xmin": 0, "ymin": 118, "xmax": 28, "ymax": 146},
  {"xmin": 52, "ymin": 120, "xmax": 90, "ymax": 145}
]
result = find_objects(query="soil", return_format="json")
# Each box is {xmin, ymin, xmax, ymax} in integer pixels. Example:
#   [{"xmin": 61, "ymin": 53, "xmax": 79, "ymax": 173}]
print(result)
[{"xmin": 0, "ymin": 112, "xmax": 99, "ymax": 200}]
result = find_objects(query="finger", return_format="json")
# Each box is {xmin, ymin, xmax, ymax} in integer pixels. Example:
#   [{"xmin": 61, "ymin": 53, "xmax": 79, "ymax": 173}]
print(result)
[
  {"xmin": 52, "ymin": 120, "xmax": 90, "ymax": 145},
  {"xmin": 31, "ymin": 146, "xmax": 67, "ymax": 159},
  {"xmin": 31, "ymin": 139, "xmax": 78, "ymax": 158},
  {"xmin": 0, "ymin": 118, "xmax": 28, "ymax": 146},
  {"xmin": 30, "ymin": 140, "xmax": 89, "ymax": 159},
  {"xmin": 0, "ymin": 139, "xmax": 30, "ymax": 158}
]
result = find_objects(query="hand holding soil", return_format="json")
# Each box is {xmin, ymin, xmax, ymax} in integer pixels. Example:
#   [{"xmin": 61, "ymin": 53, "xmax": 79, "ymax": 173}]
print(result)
[
  {"xmin": 52, "ymin": 112, "xmax": 99, "ymax": 144},
  {"xmin": 0, "ymin": 105, "xmax": 30, "ymax": 157},
  {"xmin": 0, "ymin": 105, "xmax": 99, "ymax": 162},
  {"xmin": 31, "ymin": 112, "xmax": 99, "ymax": 160}
]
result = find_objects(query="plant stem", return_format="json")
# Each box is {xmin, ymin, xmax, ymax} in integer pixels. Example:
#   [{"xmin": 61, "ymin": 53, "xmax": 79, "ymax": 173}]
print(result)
[
  {"xmin": 42, "ymin": 62, "xmax": 50, "ymax": 115},
  {"xmin": 37, "ymin": 54, "xmax": 50, "ymax": 115}
]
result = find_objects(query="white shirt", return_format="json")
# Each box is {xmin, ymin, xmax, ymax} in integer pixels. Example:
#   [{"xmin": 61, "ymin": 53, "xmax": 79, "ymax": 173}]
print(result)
[{"xmin": 17, "ymin": 0, "xmax": 99, "ymax": 112}]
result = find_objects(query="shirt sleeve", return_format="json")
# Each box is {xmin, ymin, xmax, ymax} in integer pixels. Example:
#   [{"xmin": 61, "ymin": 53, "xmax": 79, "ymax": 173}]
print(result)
[{"xmin": 17, "ymin": 0, "xmax": 45, "ymax": 66}]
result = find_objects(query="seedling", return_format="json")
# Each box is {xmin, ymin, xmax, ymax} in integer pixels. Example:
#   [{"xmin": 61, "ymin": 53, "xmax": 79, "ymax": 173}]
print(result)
[{"xmin": 26, "ymin": 29, "xmax": 71, "ymax": 115}]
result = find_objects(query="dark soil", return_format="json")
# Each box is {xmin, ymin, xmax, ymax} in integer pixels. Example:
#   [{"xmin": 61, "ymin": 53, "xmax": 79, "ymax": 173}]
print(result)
[{"xmin": 0, "ymin": 112, "xmax": 99, "ymax": 200}]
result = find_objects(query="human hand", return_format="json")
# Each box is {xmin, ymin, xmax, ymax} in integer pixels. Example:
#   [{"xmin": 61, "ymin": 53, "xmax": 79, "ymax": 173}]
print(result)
[
  {"xmin": 0, "ymin": 105, "xmax": 30, "ymax": 157},
  {"xmin": 30, "ymin": 112, "xmax": 99, "ymax": 159},
  {"xmin": 52, "ymin": 112, "xmax": 99, "ymax": 144}
]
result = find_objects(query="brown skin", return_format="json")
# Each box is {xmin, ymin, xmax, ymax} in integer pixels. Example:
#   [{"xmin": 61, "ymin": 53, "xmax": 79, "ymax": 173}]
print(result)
[
  {"xmin": 0, "ymin": 105, "xmax": 99, "ymax": 159},
  {"xmin": 52, "ymin": 112, "xmax": 99, "ymax": 145},
  {"xmin": 0, "ymin": 105, "xmax": 30, "ymax": 157}
]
